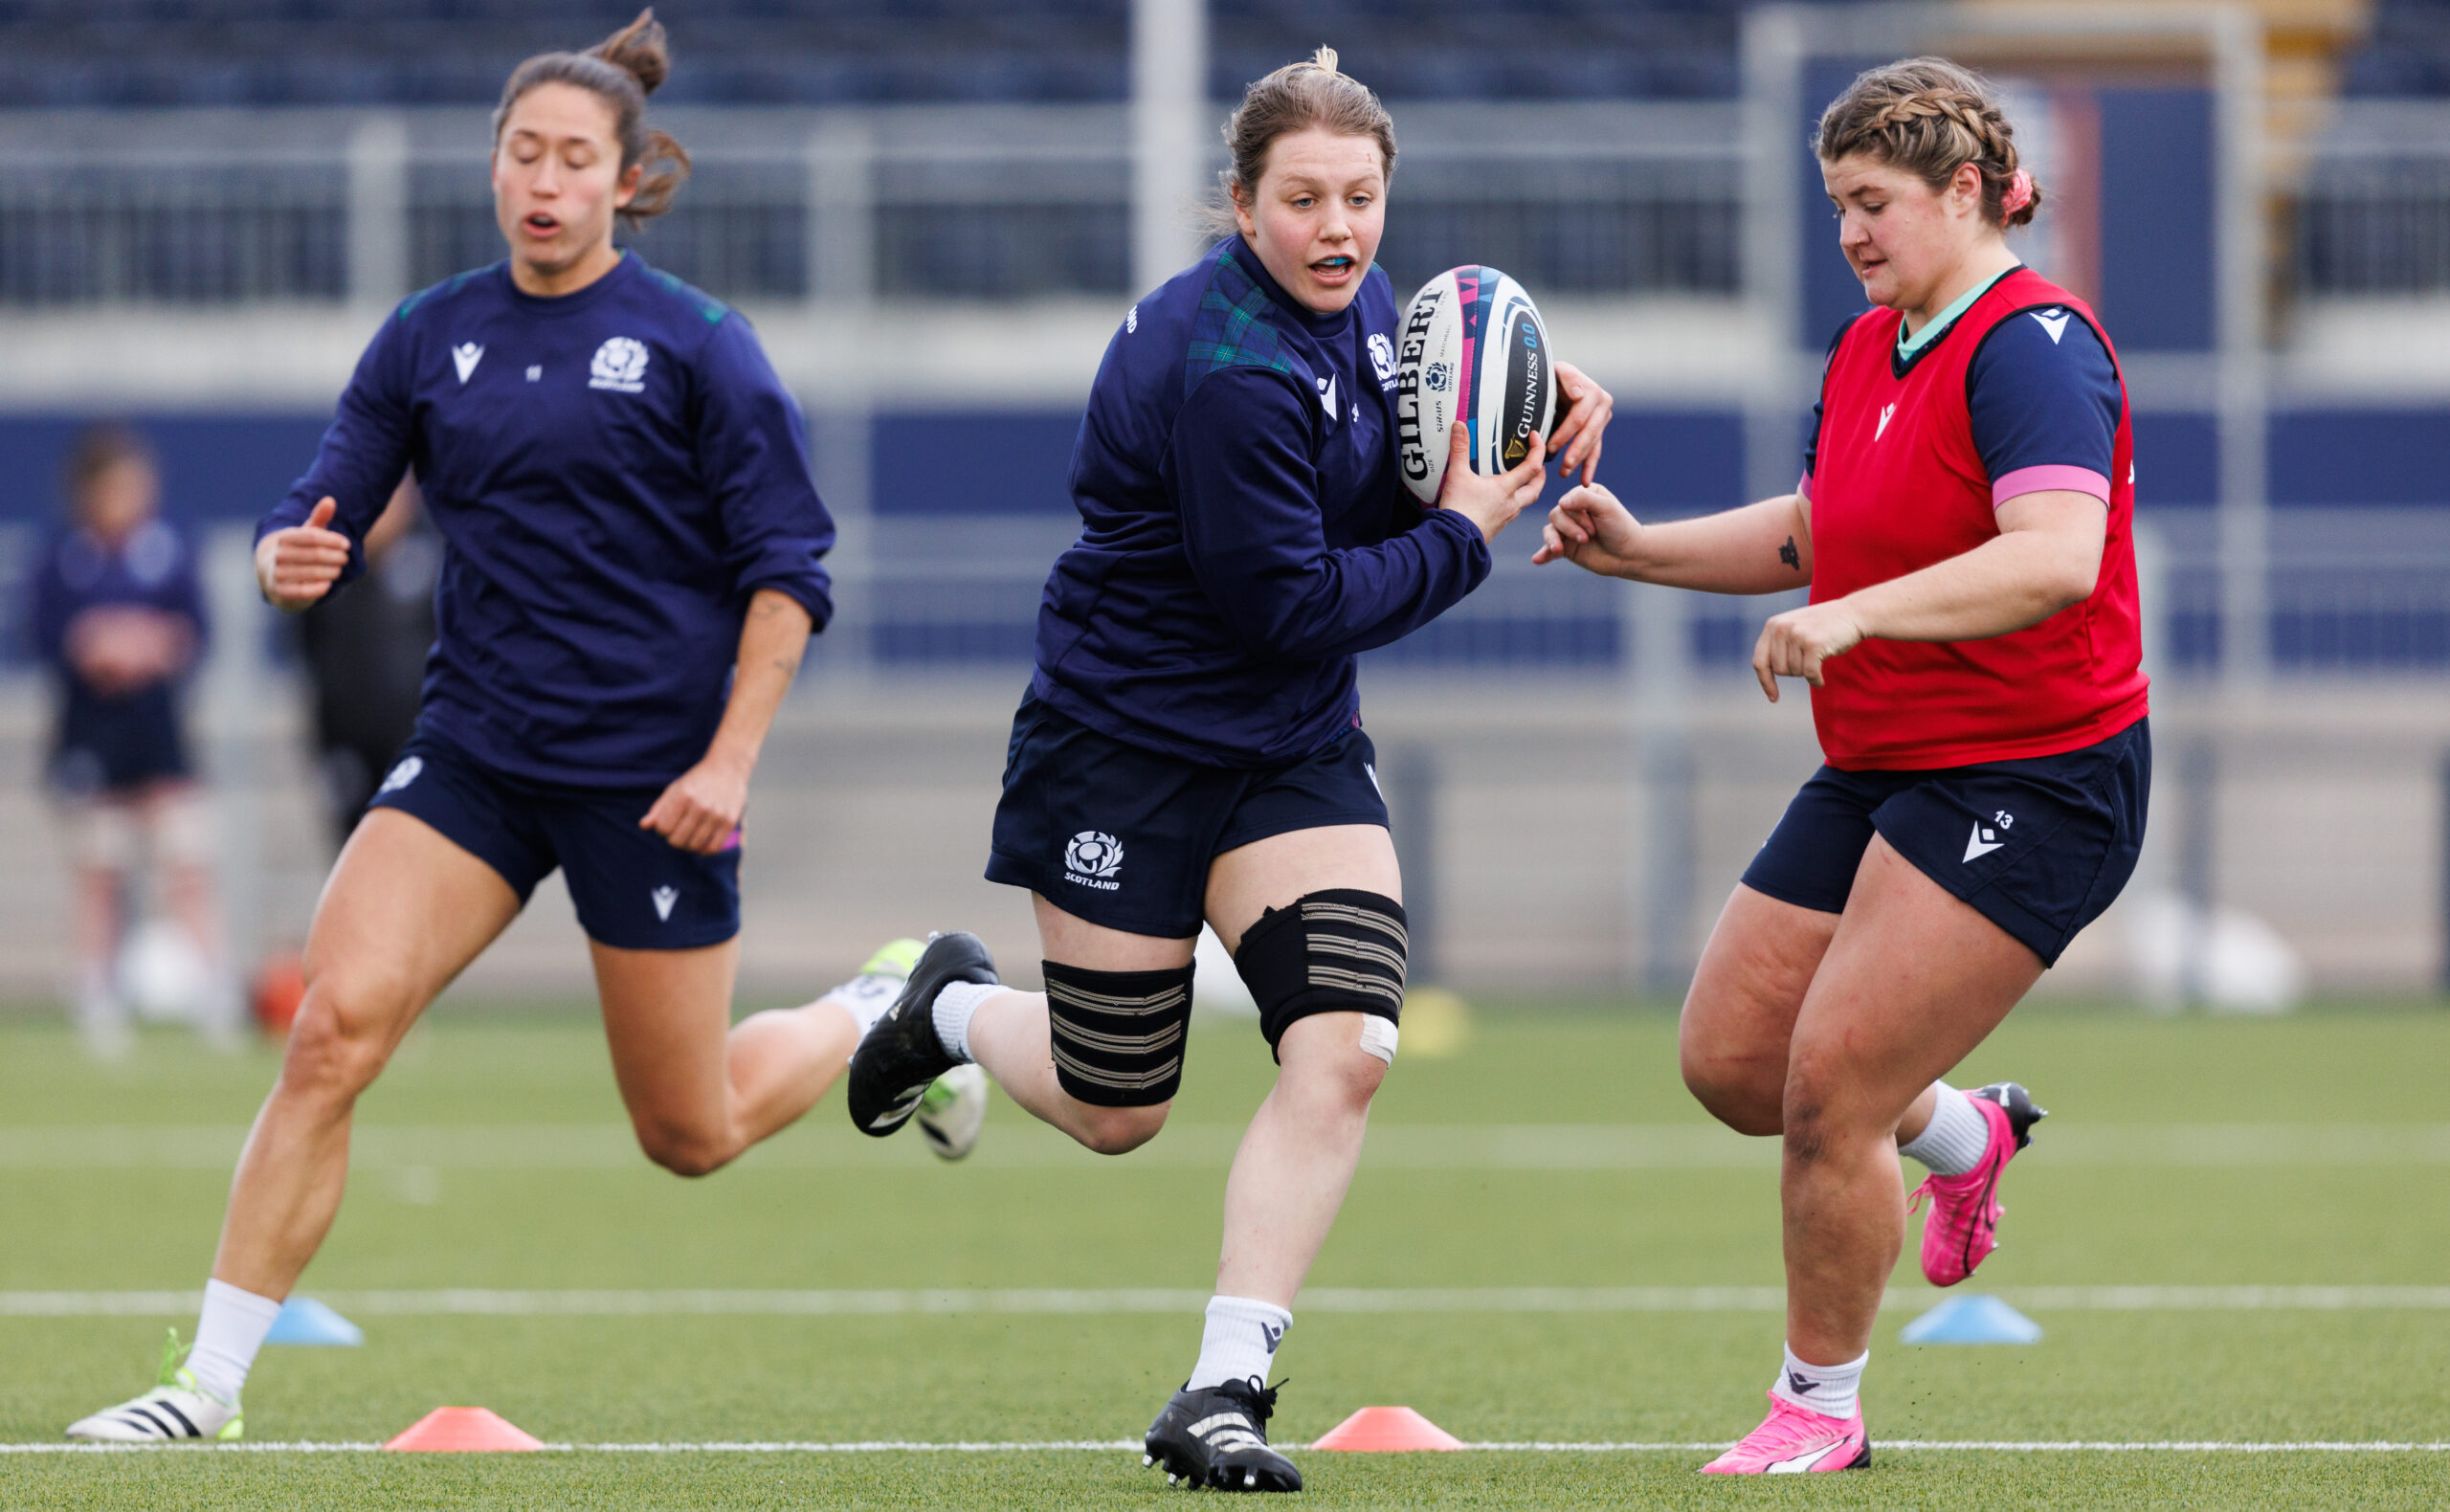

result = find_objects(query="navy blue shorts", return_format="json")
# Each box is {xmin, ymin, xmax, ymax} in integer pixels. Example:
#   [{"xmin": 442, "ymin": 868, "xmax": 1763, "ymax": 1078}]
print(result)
[
  {"xmin": 51, "ymin": 690, "xmax": 190, "ymax": 796},
  {"xmin": 987, "ymin": 694, "xmax": 1390, "ymax": 940},
  {"xmin": 368, "ymin": 730, "xmax": 741, "ymax": 950},
  {"xmin": 1741, "ymin": 718, "xmax": 2149, "ymax": 967}
]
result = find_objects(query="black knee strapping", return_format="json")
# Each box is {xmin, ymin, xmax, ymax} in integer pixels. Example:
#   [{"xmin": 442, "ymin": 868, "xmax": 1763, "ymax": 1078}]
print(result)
[
  {"xmin": 1233, "ymin": 889, "xmax": 1407, "ymax": 1056},
  {"xmin": 1044, "ymin": 959, "xmax": 1194, "ymax": 1108}
]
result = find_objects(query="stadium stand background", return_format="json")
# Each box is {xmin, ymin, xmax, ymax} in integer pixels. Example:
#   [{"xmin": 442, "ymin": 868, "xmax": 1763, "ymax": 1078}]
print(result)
[
  {"xmin": 0, "ymin": 1, "xmax": 1782, "ymax": 109},
  {"xmin": 0, "ymin": 0, "xmax": 2442, "ymax": 1006},
  {"xmin": 2344, "ymin": 0, "xmax": 2450, "ymax": 96}
]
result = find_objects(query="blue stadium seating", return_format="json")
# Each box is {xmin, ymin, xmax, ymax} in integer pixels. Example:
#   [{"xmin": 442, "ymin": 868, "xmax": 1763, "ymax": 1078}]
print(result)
[
  {"xmin": 2344, "ymin": 0, "xmax": 2450, "ymax": 96},
  {"xmin": 11, "ymin": 1, "xmax": 2445, "ymax": 109},
  {"xmin": 0, "ymin": 0, "xmax": 1858, "ymax": 107}
]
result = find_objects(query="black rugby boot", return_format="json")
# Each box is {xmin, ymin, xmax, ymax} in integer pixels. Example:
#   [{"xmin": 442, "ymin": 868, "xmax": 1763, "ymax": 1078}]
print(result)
[
  {"xmin": 1971, "ymin": 1081, "xmax": 2048, "ymax": 1148},
  {"xmin": 1144, "ymin": 1377, "xmax": 1303, "ymax": 1493},
  {"xmin": 845, "ymin": 932, "xmax": 998, "ymax": 1137}
]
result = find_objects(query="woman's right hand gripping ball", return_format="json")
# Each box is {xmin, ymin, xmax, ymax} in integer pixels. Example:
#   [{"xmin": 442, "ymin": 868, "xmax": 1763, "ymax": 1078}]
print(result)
[
  {"xmin": 1434, "ymin": 418, "xmax": 1548, "ymax": 545},
  {"xmin": 256, "ymin": 497, "xmax": 352, "ymax": 611}
]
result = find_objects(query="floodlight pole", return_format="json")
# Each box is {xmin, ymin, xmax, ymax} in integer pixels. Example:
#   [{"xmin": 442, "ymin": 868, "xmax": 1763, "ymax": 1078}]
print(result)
[
  {"xmin": 2212, "ymin": 6, "xmax": 2271, "ymax": 693},
  {"xmin": 1132, "ymin": 0, "xmax": 1209, "ymax": 295},
  {"xmin": 1740, "ymin": 7, "xmax": 1809, "ymax": 507},
  {"xmin": 345, "ymin": 114, "xmax": 410, "ymax": 315},
  {"xmin": 202, "ymin": 524, "xmax": 267, "ymax": 1032},
  {"xmin": 1630, "ymin": 585, "xmax": 1696, "ymax": 992},
  {"xmin": 805, "ymin": 116, "xmax": 880, "ymax": 683}
]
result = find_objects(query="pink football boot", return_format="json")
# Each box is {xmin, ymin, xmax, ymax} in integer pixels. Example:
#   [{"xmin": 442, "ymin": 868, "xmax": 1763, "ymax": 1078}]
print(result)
[
  {"xmin": 1909, "ymin": 1081, "xmax": 2046, "ymax": 1287},
  {"xmin": 1699, "ymin": 1391, "xmax": 1871, "ymax": 1475}
]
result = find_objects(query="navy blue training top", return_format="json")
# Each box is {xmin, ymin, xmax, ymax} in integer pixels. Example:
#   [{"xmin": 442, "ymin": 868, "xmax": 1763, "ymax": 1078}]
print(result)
[
  {"xmin": 1036, "ymin": 235, "xmax": 1491, "ymax": 767},
  {"xmin": 258, "ymin": 253, "xmax": 835, "ymax": 789},
  {"xmin": 1803, "ymin": 295, "xmax": 2124, "ymax": 502},
  {"xmin": 27, "ymin": 518, "xmax": 210, "ymax": 793}
]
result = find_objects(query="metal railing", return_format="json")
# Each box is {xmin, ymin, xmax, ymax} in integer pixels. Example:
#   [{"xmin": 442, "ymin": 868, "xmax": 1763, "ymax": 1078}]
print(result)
[
  {"xmin": 0, "ymin": 102, "xmax": 1746, "ymax": 308},
  {"xmin": 6, "ymin": 97, "xmax": 2450, "ymax": 684},
  {"xmin": 20, "ymin": 98, "xmax": 2450, "ymax": 307},
  {"xmin": 2296, "ymin": 100, "xmax": 2450, "ymax": 296}
]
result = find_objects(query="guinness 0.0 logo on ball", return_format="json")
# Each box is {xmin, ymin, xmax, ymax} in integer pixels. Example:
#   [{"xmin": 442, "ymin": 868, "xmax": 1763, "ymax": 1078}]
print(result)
[{"xmin": 1393, "ymin": 265, "xmax": 1556, "ymax": 504}]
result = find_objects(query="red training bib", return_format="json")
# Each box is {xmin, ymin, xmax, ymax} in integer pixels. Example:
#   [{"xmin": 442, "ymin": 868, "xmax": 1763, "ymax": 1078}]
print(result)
[{"xmin": 1804, "ymin": 268, "xmax": 2149, "ymax": 769}]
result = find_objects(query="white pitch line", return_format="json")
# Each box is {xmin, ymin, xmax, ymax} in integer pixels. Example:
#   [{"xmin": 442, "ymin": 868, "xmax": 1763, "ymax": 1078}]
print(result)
[
  {"xmin": 13, "ymin": 1285, "xmax": 2450, "ymax": 1318},
  {"xmin": 11, "ymin": 1123, "xmax": 2450, "ymax": 1170},
  {"xmin": 5, "ymin": 1439, "xmax": 2449, "ymax": 1456},
  {"xmin": 1878, "ymin": 1441, "xmax": 2450, "ymax": 1454},
  {"xmin": 1454, "ymin": 1441, "xmax": 2450, "ymax": 1454}
]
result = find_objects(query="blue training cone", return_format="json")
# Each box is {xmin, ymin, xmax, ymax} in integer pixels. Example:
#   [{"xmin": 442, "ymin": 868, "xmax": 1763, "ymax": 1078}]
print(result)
[
  {"xmin": 1900, "ymin": 1293, "xmax": 2041, "ymax": 1345},
  {"xmin": 264, "ymin": 1297, "xmax": 364, "ymax": 1346}
]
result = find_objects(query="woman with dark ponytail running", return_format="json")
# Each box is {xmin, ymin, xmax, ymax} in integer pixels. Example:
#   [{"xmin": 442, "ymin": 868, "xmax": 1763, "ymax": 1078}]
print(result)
[{"xmin": 66, "ymin": 11, "xmax": 981, "ymax": 1444}]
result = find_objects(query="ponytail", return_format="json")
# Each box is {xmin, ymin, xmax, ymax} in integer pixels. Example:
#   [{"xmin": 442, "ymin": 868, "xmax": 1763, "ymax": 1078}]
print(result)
[{"xmin": 493, "ymin": 8, "xmax": 691, "ymax": 227}]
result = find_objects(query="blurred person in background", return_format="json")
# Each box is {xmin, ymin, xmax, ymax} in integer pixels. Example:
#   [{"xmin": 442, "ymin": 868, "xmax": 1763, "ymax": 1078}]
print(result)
[
  {"xmin": 28, "ymin": 423, "xmax": 234, "ymax": 1056},
  {"xmin": 295, "ymin": 474, "xmax": 436, "ymax": 845}
]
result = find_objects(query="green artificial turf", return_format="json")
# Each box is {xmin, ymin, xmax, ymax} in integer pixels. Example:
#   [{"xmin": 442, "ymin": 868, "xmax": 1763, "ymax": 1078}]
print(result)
[{"xmin": 3, "ymin": 1004, "xmax": 2448, "ymax": 1508}]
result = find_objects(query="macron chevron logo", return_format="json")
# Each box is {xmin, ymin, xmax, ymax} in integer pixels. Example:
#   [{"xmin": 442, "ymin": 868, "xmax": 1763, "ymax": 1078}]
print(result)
[
  {"xmin": 2031, "ymin": 309, "xmax": 2072, "ymax": 345},
  {"xmin": 1875, "ymin": 403, "xmax": 1896, "ymax": 440},
  {"xmin": 452, "ymin": 343, "xmax": 484, "ymax": 383}
]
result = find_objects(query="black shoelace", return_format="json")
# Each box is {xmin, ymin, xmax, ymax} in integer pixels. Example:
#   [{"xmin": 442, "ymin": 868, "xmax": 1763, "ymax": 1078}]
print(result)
[{"xmin": 1214, "ymin": 1376, "xmax": 1285, "ymax": 1433}]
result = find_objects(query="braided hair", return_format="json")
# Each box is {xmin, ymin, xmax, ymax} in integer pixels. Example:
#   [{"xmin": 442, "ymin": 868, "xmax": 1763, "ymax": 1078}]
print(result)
[{"xmin": 1814, "ymin": 57, "xmax": 2038, "ymax": 230}]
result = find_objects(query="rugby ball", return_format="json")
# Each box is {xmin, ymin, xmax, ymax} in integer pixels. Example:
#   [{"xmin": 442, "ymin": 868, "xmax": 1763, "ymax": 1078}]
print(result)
[{"xmin": 1393, "ymin": 265, "xmax": 1556, "ymax": 503}]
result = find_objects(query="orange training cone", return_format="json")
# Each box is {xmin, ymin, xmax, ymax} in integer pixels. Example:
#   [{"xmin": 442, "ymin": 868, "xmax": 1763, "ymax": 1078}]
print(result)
[
  {"xmin": 383, "ymin": 1407, "xmax": 546, "ymax": 1452},
  {"xmin": 1308, "ymin": 1406, "xmax": 1464, "ymax": 1452}
]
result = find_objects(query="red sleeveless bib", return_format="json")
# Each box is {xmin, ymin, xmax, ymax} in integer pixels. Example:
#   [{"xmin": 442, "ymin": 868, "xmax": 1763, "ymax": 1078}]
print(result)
[{"xmin": 1805, "ymin": 267, "xmax": 2149, "ymax": 769}]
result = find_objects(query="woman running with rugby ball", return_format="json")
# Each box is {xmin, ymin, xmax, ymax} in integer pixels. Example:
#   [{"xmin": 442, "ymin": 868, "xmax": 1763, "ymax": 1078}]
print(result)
[
  {"xmin": 845, "ymin": 49, "xmax": 1612, "ymax": 1492},
  {"xmin": 1538, "ymin": 58, "xmax": 2146, "ymax": 1473},
  {"xmin": 68, "ymin": 11, "xmax": 981, "ymax": 1445}
]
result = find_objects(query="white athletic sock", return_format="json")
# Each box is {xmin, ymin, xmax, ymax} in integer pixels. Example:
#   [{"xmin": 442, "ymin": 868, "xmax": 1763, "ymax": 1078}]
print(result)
[
  {"xmin": 818, "ymin": 970, "xmax": 904, "ymax": 1038},
  {"xmin": 1898, "ymin": 1082, "xmax": 1992, "ymax": 1177},
  {"xmin": 1186, "ymin": 1296, "xmax": 1293, "ymax": 1391},
  {"xmin": 1771, "ymin": 1343, "xmax": 1867, "ymax": 1421},
  {"xmin": 930, "ymin": 981, "xmax": 1001, "ymax": 1063},
  {"xmin": 188, "ymin": 1279, "xmax": 282, "ymax": 1404}
]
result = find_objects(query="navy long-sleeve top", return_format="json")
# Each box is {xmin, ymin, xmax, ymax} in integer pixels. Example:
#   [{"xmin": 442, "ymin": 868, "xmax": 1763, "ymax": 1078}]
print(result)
[
  {"xmin": 28, "ymin": 517, "xmax": 211, "ymax": 792},
  {"xmin": 257, "ymin": 253, "xmax": 835, "ymax": 789},
  {"xmin": 1035, "ymin": 235, "xmax": 1492, "ymax": 767}
]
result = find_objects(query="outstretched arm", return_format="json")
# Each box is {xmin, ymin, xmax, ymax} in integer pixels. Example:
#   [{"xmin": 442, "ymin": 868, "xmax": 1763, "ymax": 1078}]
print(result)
[
  {"xmin": 1533, "ymin": 483, "xmax": 1815, "ymax": 596},
  {"xmin": 1748, "ymin": 489, "xmax": 2105, "ymax": 702},
  {"xmin": 640, "ymin": 589, "xmax": 813, "ymax": 854}
]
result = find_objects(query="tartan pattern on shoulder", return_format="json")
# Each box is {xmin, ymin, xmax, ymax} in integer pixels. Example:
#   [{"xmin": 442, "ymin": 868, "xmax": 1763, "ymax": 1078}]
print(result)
[{"xmin": 1186, "ymin": 243, "xmax": 1300, "ymax": 387}]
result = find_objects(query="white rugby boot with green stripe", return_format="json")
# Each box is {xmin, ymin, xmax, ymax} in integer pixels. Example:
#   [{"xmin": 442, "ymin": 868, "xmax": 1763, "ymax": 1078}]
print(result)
[
  {"xmin": 66, "ymin": 1329, "xmax": 242, "ymax": 1443},
  {"xmin": 823, "ymin": 938, "xmax": 928, "ymax": 1035}
]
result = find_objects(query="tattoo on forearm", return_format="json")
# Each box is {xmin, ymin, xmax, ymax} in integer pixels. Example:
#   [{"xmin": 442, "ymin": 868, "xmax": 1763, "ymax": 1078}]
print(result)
[{"xmin": 1779, "ymin": 535, "xmax": 1801, "ymax": 570}]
